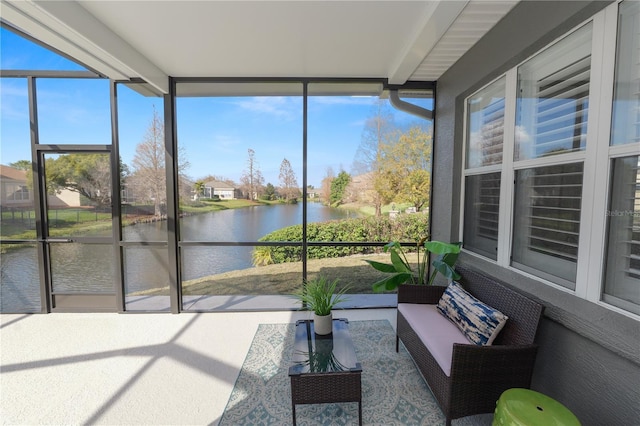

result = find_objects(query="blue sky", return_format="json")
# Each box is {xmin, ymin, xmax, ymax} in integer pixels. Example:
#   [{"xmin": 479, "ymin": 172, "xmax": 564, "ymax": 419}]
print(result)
[{"xmin": 1, "ymin": 27, "xmax": 432, "ymax": 188}]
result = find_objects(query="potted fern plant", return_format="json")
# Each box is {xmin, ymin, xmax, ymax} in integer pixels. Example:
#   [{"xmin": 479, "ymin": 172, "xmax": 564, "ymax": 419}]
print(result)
[
  {"xmin": 365, "ymin": 239, "xmax": 462, "ymax": 292},
  {"xmin": 296, "ymin": 276, "xmax": 349, "ymax": 335}
]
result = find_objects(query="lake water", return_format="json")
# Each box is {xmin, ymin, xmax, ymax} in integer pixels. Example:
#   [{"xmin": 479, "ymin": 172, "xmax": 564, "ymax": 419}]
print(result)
[{"xmin": 1, "ymin": 203, "xmax": 360, "ymax": 311}]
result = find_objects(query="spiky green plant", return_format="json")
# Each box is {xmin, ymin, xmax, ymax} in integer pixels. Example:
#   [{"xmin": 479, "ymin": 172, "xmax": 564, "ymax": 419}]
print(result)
[
  {"xmin": 296, "ymin": 276, "xmax": 349, "ymax": 316},
  {"xmin": 252, "ymin": 246, "xmax": 273, "ymax": 266}
]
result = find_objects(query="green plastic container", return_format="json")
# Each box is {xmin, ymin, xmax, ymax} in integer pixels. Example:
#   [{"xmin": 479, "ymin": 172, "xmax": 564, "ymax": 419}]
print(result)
[{"xmin": 493, "ymin": 388, "xmax": 581, "ymax": 426}]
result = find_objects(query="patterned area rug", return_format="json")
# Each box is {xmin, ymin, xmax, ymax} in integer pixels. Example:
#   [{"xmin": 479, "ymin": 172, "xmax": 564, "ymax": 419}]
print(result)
[{"xmin": 219, "ymin": 320, "xmax": 446, "ymax": 425}]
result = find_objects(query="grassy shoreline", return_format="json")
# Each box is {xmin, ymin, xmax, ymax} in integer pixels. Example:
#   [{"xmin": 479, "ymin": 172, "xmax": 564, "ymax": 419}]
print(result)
[
  {"xmin": 133, "ymin": 252, "xmax": 423, "ymax": 297},
  {"xmin": 1, "ymin": 198, "xmax": 405, "ymax": 241}
]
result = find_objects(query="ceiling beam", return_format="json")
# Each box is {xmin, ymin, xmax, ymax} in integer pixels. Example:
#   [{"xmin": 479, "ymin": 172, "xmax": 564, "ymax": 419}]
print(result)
[
  {"xmin": 2, "ymin": 0, "xmax": 168, "ymax": 94},
  {"xmin": 387, "ymin": 0, "xmax": 469, "ymax": 84}
]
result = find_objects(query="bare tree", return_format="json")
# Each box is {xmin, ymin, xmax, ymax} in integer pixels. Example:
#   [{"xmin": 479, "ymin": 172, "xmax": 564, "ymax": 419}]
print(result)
[
  {"xmin": 352, "ymin": 100, "xmax": 397, "ymax": 216},
  {"xmin": 240, "ymin": 148, "xmax": 264, "ymax": 200},
  {"xmin": 352, "ymin": 100, "xmax": 396, "ymax": 175},
  {"xmin": 278, "ymin": 158, "xmax": 299, "ymax": 201},
  {"xmin": 344, "ymin": 171, "xmax": 376, "ymax": 204},
  {"xmin": 130, "ymin": 106, "xmax": 189, "ymax": 216},
  {"xmin": 320, "ymin": 166, "xmax": 335, "ymax": 204}
]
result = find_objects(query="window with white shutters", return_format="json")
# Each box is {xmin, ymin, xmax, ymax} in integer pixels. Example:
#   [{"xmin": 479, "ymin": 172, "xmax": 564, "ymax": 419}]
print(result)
[
  {"xmin": 464, "ymin": 78, "xmax": 505, "ymax": 260},
  {"xmin": 461, "ymin": 2, "xmax": 640, "ymax": 317},
  {"xmin": 604, "ymin": 156, "xmax": 640, "ymax": 314},
  {"xmin": 464, "ymin": 172, "xmax": 501, "ymax": 260},
  {"xmin": 515, "ymin": 23, "xmax": 592, "ymax": 161},
  {"xmin": 603, "ymin": 1, "xmax": 640, "ymax": 315},
  {"xmin": 512, "ymin": 163, "xmax": 583, "ymax": 288},
  {"xmin": 466, "ymin": 78, "xmax": 505, "ymax": 168},
  {"xmin": 531, "ymin": 56, "xmax": 590, "ymax": 157},
  {"xmin": 611, "ymin": 0, "xmax": 640, "ymax": 146},
  {"xmin": 508, "ymin": 24, "xmax": 592, "ymax": 288}
]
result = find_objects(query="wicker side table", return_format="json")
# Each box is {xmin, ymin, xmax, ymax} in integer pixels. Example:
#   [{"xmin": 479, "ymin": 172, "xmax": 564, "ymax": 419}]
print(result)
[{"xmin": 288, "ymin": 319, "xmax": 362, "ymax": 425}]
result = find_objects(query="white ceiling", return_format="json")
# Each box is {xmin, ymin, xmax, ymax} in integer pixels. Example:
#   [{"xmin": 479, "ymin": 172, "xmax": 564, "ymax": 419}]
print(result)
[{"xmin": 1, "ymin": 0, "xmax": 518, "ymax": 95}]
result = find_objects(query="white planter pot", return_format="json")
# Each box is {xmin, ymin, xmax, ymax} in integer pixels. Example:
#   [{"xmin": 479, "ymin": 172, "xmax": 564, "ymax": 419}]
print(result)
[{"xmin": 313, "ymin": 313, "xmax": 333, "ymax": 335}]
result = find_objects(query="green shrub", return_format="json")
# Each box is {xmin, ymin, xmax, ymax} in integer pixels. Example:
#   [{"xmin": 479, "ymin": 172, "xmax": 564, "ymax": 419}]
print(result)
[{"xmin": 253, "ymin": 214, "xmax": 429, "ymax": 265}]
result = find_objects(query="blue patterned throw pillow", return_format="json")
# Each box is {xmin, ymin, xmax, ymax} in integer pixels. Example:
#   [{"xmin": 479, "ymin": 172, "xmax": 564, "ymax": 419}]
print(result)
[{"xmin": 436, "ymin": 281, "xmax": 508, "ymax": 346}]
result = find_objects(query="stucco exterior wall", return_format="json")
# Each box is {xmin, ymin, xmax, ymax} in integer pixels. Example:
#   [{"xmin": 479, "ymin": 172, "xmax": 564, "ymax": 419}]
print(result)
[
  {"xmin": 432, "ymin": 1, "xmax": 640, "ymax": 424},
  {"xmin": 47, "ymin": 189, "xmax": 81, "ymax": 207}
]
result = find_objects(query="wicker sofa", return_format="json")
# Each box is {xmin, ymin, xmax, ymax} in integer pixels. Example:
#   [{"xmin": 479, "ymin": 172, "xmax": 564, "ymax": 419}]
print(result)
[{"xmin": 396, "ymin": 266, "xmax": 544, "ymax": 425}]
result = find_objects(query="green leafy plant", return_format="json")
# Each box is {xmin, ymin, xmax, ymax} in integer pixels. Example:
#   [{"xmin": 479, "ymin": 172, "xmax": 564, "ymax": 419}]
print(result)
[
  {"xmin": 296, "ymin": 276, "xmax": 350, "ymax": 316},
  {"xmin": 365, "ymin": 240, "xmax": 462, "ymax": 292}
]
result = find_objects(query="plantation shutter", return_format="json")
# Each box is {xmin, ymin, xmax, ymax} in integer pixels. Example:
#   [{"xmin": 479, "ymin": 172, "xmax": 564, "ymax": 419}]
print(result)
[
  {"xmin": 515, "ymin": 23, "xmax": 592, "ymax": 161},
  {"xmin": 533, "ymin": 56, "xmax": 590, "ymax": 157},
  {"xmin": 464, "ymin": 172, "xmax": 501, "ymax": 260},
  {"xmin": 466, "ymin": 77, "xmax": 505, "ymax": 168},
  {"xmin": 604, "ymin": 156, "xmax": 640, "ymax": 314},
  {"xmin": 512, "ymin": 163, "xmax": 583, "ymax": 289},
  {"xmin": 476, "ymin": 173, "xmax": 501, "ymax": 240},
  {"xmin": 510, "ymin": 25, "xmax": 592, "ymax": 288},
  {"xmin": 603, "ymin": 2, "xmax": 640, "ymax": 314},
  {"xmin": 526, "ymin": 164, "xmax": 582, "ymax": 261},
  {"xmin": 464, "ymin": 78, "xmax": 505, "ymax": 260},
  {"xmin": 611, "ymin": 0, "xmax": 640, "ymax": 146},
  {"xmin": 478, "ymin": 97, "xmax": 505, "ymax": 166}
]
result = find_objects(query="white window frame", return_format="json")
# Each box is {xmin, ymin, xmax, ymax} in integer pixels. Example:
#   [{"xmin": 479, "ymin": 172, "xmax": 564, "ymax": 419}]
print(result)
[{"xmin": 461, "ymin": 1, "xmax": 640, "ymax": 320}]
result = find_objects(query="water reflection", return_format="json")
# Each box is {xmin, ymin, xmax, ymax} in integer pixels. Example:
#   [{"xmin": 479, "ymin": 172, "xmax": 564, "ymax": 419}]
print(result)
[
  {"xmin": 1, "ymin": 203, "xmax": 360, "ymax": 311},
  {"xmin": 180, "ymin": 202, "xmax": 356, "ymax": 241},
  {"xmin": 0, "ymin": 246, "xmax": 41, "ymax": 312},
  {"xmin": 50, "ymin": 244, "xmax": 114, "ymax": 293}
]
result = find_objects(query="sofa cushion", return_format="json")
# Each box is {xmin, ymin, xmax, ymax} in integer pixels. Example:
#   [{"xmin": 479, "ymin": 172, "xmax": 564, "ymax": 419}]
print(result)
[
  {"xmin": 436, "ymin": 281, "xmax": 508, "ymax": 346},
  {"xmin": 398, "ymin": 303, "xmax": 470, "ymax": 376}
]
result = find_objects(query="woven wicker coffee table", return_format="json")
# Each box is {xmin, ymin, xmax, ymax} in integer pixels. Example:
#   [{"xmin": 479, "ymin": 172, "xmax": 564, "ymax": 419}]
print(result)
[{"xmin": 288, "ymin": 318, "xmax": 362, "ymax": 425}]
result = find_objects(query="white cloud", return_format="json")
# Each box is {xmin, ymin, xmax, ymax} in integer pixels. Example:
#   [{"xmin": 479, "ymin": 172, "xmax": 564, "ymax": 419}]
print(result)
[
  {"xmin": 310, "ymin": 96, "xmax": 376, "ymax": 106},
  {"xmin": 232, "ymin": 96, "xmax": 299, "ymax": 120}
]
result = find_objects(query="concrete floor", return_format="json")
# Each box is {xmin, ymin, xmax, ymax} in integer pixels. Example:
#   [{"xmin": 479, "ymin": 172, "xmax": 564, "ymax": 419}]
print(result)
[
  {"xmin": 1, "ymin": 308, "xmax": 492, "ymax": 425},
  {"xmin": 0, "ymin": 309, "xmax": 398, "ymax": 425}
]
